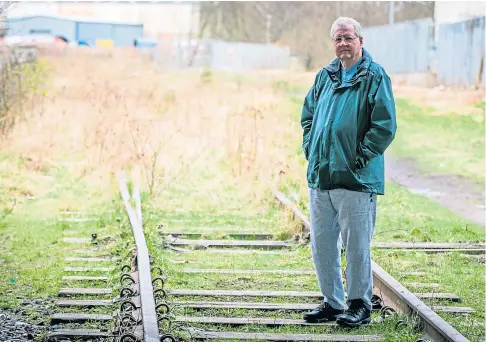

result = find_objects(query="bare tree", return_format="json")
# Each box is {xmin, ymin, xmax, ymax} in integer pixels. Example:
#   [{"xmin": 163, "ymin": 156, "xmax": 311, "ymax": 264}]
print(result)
[
  {"xmin": 200, "ymin": 1, "xmax": 434, "ymax": 70},
  {"xmin": 0, "ymin": 1, "xmax": 12, "ymax": 37}
]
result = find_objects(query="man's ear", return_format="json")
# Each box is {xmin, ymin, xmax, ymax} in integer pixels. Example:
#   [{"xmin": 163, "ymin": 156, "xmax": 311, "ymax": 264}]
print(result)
[{"xmin": 359, "ymin": 37, "xmax": 364, "ymax": 46}]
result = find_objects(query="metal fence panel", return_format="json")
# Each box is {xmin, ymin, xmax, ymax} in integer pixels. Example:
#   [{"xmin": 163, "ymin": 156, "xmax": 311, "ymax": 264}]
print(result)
[
  {"xmin": 363, "ymin": 18, "xmax": 434, "ymax": 74},
  {"xmin": 151, "ymin": 38, "xmax": 211, "ymax": 68},
  {"xmin": 210, "ymin": 40, "xmax": 290, "ymax": 71},
  {"xmin": 437, "ymin": 17, "xmax": 485, "ymax": 86},
  {"xmin": 112, "ymin": 24, "xmax": 143, "ymax": 47},
  {"xmin": 152, "ymin": 39, "xmax": 290, "ymax": 71}
]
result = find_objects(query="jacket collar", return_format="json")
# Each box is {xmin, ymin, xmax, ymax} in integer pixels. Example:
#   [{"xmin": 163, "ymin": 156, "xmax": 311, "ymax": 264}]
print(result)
[{"xmin": 324, "ymin": 48, "xmax": 373, "ymax": 86}]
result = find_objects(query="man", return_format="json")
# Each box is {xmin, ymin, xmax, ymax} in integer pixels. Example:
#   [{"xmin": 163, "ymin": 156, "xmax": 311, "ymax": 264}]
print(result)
[{"xmin": 300, "ymin": 17, "xmax": 397, "ymax": 328}]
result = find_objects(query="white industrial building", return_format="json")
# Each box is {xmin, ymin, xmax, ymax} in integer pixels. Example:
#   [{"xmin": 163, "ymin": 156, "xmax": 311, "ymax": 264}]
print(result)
[{"xmin": 5, "ymin": 1, "xmax": 200, "ymax": 40}]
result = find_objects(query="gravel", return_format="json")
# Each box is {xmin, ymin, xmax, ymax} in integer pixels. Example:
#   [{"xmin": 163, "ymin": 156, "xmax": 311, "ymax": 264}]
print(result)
[
  {"xmin": 0, "ymin": 303, "xmax": 109, "ymax": 342},
  {"xmin": 0, "ymin": 310, "xmax": 41, "ymax": 341}
]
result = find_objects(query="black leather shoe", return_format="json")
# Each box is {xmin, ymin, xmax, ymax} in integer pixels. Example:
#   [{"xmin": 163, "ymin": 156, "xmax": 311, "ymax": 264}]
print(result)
[
  {"xmin": 336, "ymin": 299, "xmax": 371, "ymax": 328},
  {"xmin": 303, "ymin": 302, "xmax": 344, "ymax": 323}
]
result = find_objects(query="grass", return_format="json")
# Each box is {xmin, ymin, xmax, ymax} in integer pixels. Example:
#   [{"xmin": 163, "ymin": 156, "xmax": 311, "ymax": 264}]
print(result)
[
  {"xmin": 374, "ymin": 182, "xmax": 483, "ymax": 242},
  {"xmin": 474, "ymin": 101, "xmax": 485, "ymax": 110},
  {"xmin": 273, "ymin": 79, "xmax": 485, "ymax": 186},
  {"xmin": 388, "ymin": 98, "xmax": 485, "ymax": 185},
  {"xmin": 0, "ymin": 50, "xmax": 483, "ymax": 341},
  {"xmin": 146, "ymin": 73, "xmax": 483, "ymax": 340},
  {"xmin": 374, "ymin": 250, "xmax": 485, "ymax": 341}
]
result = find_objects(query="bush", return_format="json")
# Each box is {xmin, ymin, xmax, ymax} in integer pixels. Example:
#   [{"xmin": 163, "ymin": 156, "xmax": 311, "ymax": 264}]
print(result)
[{"xmin": 0, "ymin": 46, "xmax": 47, "ymax": 137}]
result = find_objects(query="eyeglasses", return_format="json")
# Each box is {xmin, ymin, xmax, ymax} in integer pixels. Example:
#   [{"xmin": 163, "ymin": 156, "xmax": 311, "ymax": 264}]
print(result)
[{"xmin": 332, "ymin": 36, "xmax": 358, "ymax": 44}]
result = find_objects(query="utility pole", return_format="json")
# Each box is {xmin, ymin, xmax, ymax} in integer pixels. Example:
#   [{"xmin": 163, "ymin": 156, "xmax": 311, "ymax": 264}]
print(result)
[
  {"xmin": 216, "ymin": 2, "xmax": 222, "ymax": 38},
  {"xmin": 266, "ymin": 13, "xmax": 272, "ymax": 44},
  {"xmin": 389, "ymin": 1, "xmax": 395, "ymax": 25}
]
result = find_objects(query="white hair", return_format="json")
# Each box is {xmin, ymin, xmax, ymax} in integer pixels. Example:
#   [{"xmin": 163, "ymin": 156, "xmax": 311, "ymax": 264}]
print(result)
[{"xmin": 330, "ymin": 17, "xmax": 363, "ymax": 38}]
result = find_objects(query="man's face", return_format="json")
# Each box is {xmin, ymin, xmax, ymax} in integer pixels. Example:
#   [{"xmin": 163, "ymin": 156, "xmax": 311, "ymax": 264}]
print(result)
[{"xmin": 332, "ymin": 25, "xmax": 363, "ymax": 61}]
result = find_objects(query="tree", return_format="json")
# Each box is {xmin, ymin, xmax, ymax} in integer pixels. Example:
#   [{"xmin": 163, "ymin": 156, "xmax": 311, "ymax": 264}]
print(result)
[{"xmin": 200, "ymin": 1, "xmax": 434, "ymax": 70}]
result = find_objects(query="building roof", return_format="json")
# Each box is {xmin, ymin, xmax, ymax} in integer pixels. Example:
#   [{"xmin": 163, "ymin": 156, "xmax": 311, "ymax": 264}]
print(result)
[{"xmin": 7, "ymin": 15, "xmax": 143, "ymax": 27}]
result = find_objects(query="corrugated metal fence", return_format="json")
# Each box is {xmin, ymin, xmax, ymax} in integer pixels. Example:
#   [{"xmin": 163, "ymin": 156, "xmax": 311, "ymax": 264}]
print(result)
[
  {"xmin": 363, "ymin": 16, "xmax": 485, "ymax": 87},
  {"xmin": 436, "ymin": 17, "xmax": 485, "ymax": 86},
  {"xmin": 363, "ymin": 18, "xmax": 434, "ymax": 74}
]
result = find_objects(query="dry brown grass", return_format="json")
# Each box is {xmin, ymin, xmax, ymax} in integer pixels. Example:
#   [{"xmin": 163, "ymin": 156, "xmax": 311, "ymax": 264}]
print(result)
[
  {"xmin": 0, "ymin": 49, "xmax": 309, "ymax": 216},
  {"xmin": 2, "ymin": 48, "xmax": 482, "ymax": 219}
]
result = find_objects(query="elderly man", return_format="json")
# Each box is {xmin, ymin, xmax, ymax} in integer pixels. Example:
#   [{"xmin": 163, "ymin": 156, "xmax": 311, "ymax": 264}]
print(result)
[{"xmin": 300, "ymin": 17, "xmax": 397, "ymax": 327}]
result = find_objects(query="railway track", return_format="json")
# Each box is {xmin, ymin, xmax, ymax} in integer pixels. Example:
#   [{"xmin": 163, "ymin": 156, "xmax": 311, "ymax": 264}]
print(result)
[
  {"xmin": 158, "ymin": 191, "xmax": 480, "ymax": 342},
  {"xmin": 45, "ymin": 175, "xmax": 481, "ymax": 341},
  {"xmin": 47, "ymin": 171, "xmax": 176, "ymax": 342}
]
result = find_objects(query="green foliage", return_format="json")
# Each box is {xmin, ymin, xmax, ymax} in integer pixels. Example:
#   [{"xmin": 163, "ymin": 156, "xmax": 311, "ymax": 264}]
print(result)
[
  {"xmin": 389, "ymin": 98, "xmax": 485, "ymax": 184},
  {"xmin": 0, "ymin": 57, "xmax": 49, "ymax": 136},
  {"xmin": 272, "ymin": 80, "xmax": 306, "ymax": 95},
  {"xmin": 474, "ymin": 101, "xmax": 485, "ymax": 110},
  {"xmin": 200, "ymin": 66, "xmax": 213, "ymax": 83}
]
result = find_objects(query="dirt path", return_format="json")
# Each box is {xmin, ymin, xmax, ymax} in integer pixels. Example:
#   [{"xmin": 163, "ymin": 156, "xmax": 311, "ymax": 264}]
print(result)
[{"xmin": 385, "ymin": 156, "xmax": 485, "ymax": 228}]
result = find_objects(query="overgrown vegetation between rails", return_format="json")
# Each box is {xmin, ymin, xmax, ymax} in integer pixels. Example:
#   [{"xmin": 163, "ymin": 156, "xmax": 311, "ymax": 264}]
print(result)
[{"xmin": 0, "ymin": 51, "xmax": 483, "ymax": 341}]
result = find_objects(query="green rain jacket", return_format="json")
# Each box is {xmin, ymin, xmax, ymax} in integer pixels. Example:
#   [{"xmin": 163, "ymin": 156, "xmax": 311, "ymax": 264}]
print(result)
[{"xmin": 301, "ymin": 48, "xmax": 397, "ymax": 195}]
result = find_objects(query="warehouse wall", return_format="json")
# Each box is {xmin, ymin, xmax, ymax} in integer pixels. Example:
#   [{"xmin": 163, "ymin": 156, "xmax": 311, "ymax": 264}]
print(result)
[
  {"xmin": 7, "ymin": 16, "xmax": 76, "ymax": 41},
  {"xmin": 76, "ymin": 21, "xmax": 143, "ymax": 46},
  {"xmin": 7, "ymin": 2, "xmax": 200, "ymax": 40},
  {"xmin": 6, "ymin": 16, "xmax": 143, "ymax": 47}
]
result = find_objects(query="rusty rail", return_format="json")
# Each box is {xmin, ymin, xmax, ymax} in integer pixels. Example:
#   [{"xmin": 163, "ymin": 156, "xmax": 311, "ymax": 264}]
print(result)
[
  {"xmin": 273, "ymin": 189, "xmax": 470, "ymax": 342},
  {"xmin": 117, "ymin": 171, "xmax": 160, "ymax": 342}
]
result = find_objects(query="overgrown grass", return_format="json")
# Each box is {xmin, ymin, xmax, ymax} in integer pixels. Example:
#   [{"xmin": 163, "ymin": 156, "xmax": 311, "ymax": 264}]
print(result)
[
  {"xmin": 149, "ymin": 231, "xmax": 425, "ymax": 341},
  {"xmin": 0, "ymin": 51, "xmax": 484, "ymax": 341},
  {"xmin": 0, "ymin": 155, "xmax": 131, "ymax": 340},
  {"xmin": 146, "ymin": 74, "xmax": 484, "ymax": 341},
  {"xmin": 374, "ymin": 250, "xmax": 485, "ymax": 341}
]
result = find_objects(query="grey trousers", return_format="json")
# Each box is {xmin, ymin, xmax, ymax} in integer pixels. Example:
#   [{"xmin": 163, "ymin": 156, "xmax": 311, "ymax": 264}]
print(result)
[{"xmin": 308, "ymin": 187, "xmax": 377, "ymax": 310}]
